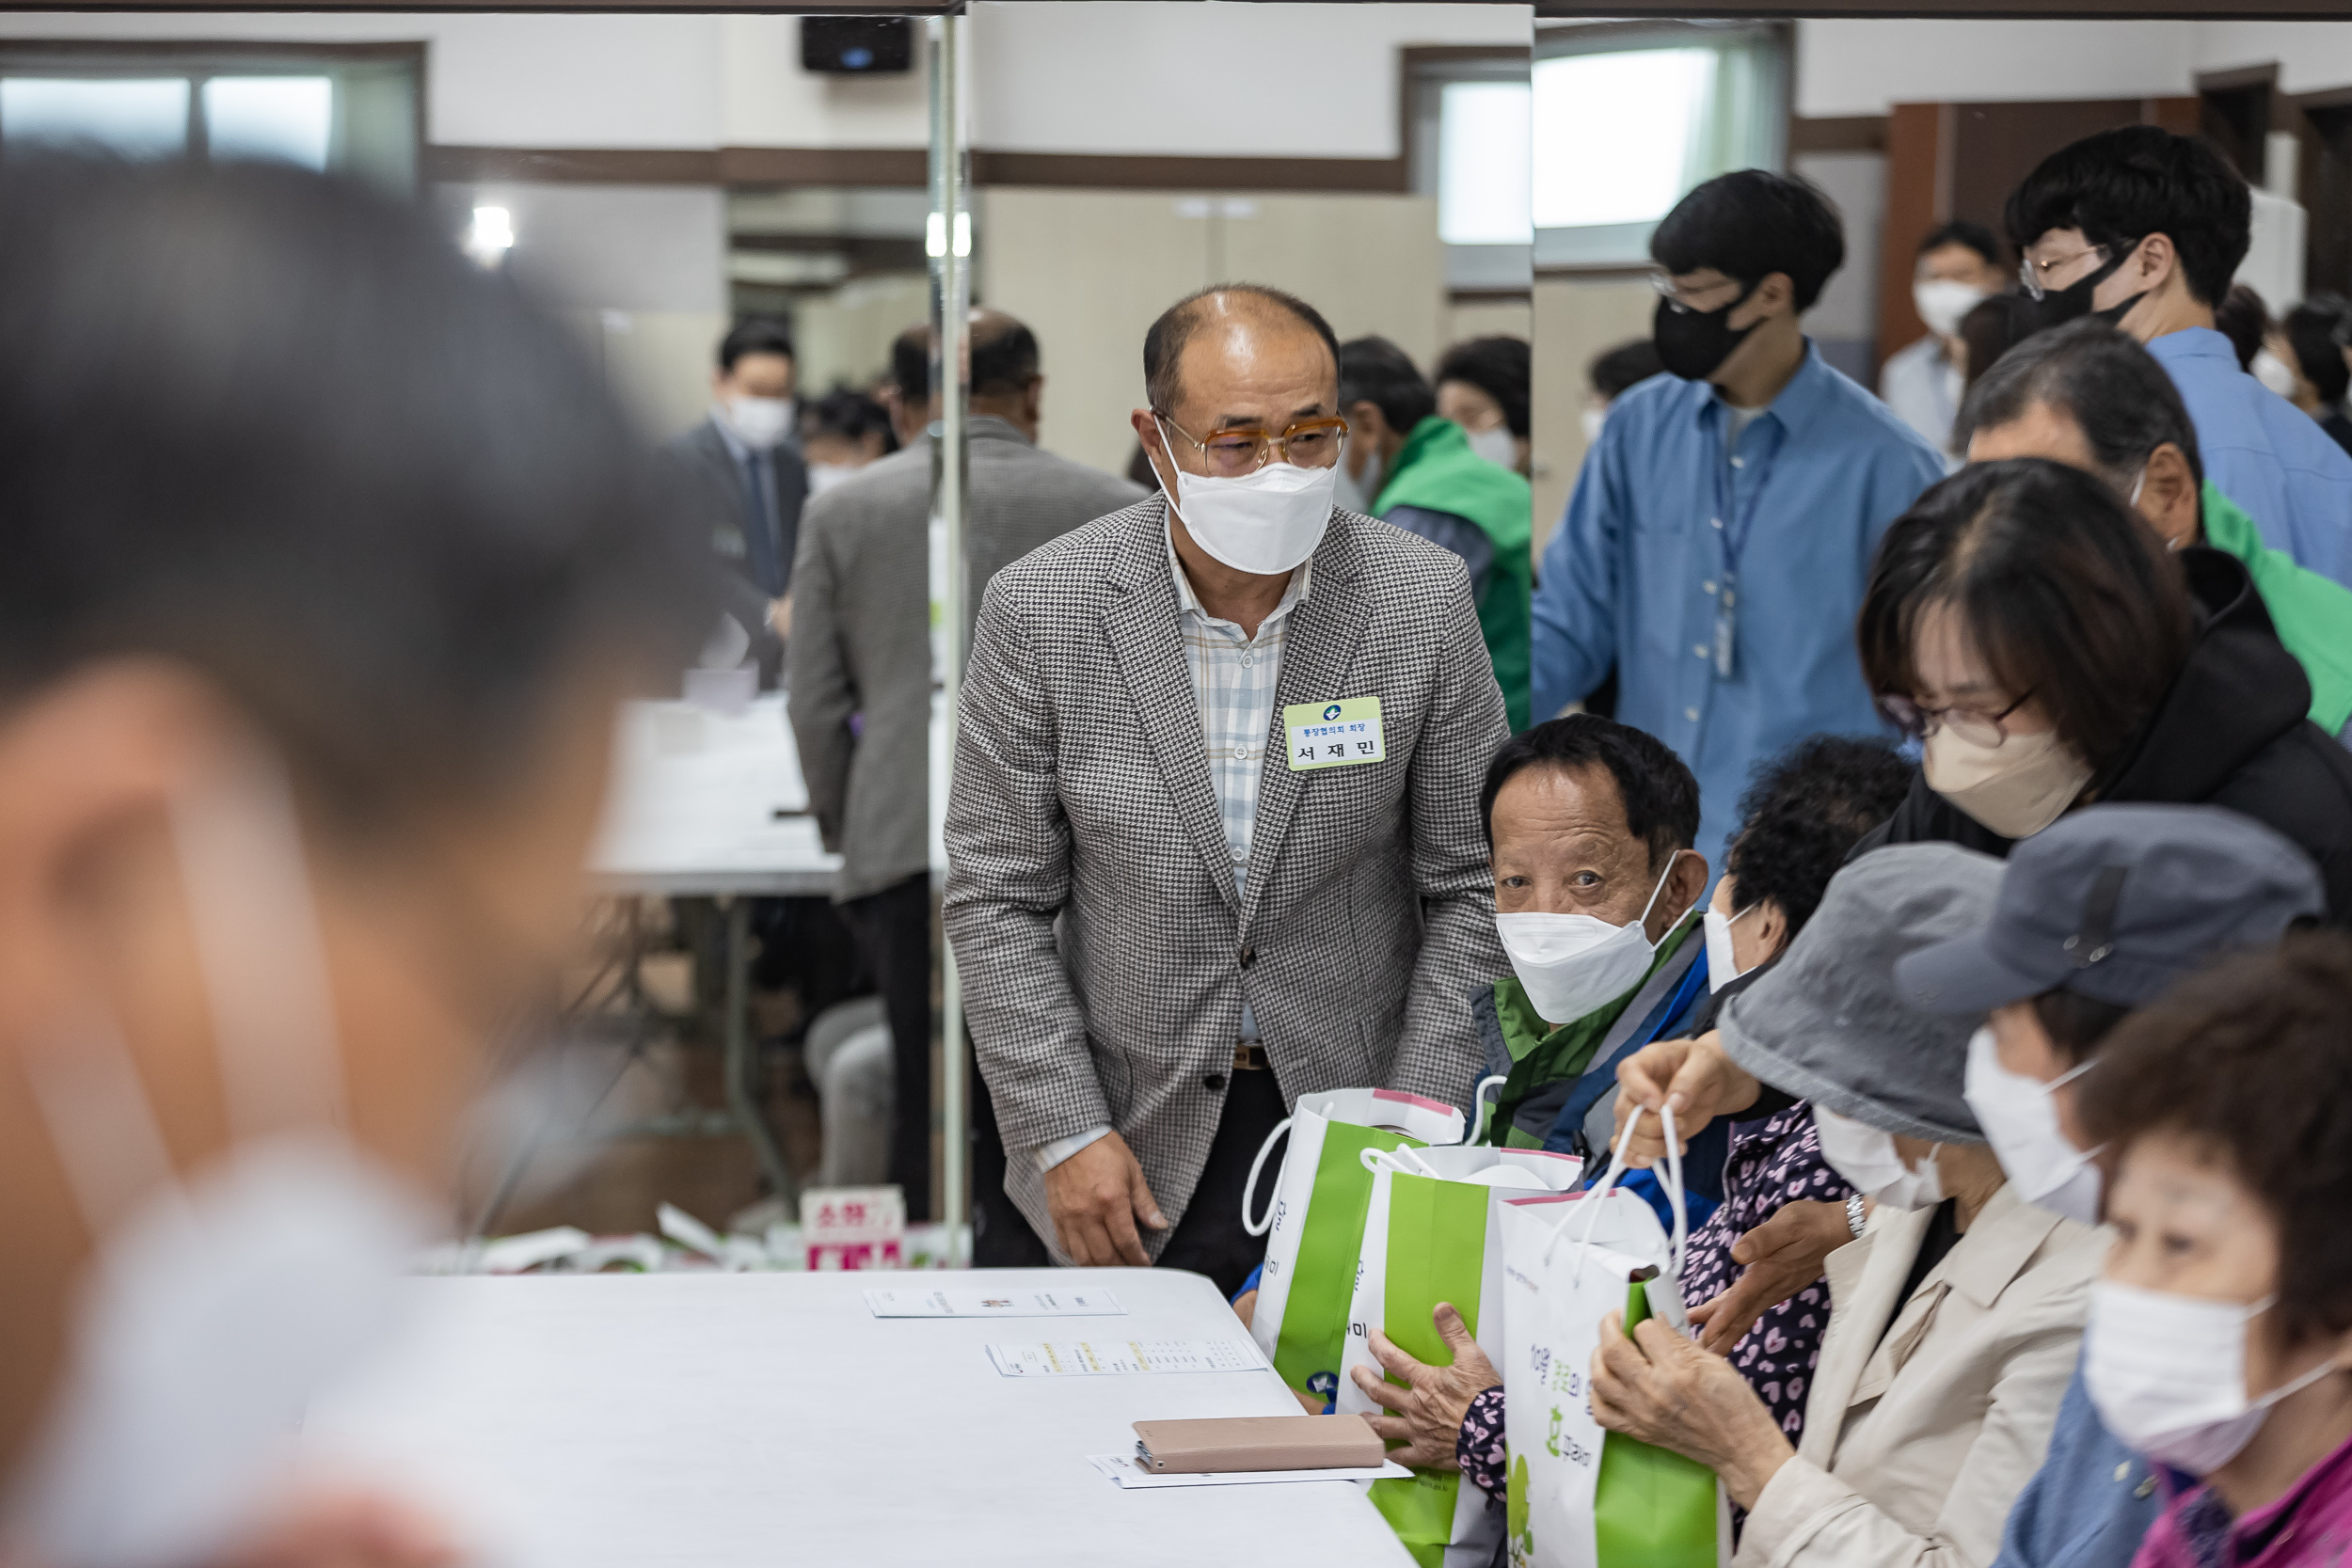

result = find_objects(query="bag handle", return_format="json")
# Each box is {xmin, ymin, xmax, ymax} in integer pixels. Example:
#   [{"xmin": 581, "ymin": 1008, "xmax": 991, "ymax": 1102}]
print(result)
[
  {"xmin": 1358, "ymin": 1143, "xmax": 1443, "ymax": 1179},
  {"xmin": 1468, "ymin": 1074, "xmax": 1508, "ymax": 1144},
  {"xmin": 1240, "ymin": 1117, "xmax": 1293, "ymax": 1237},
  {"xmin": 1549, "ymin": 1102, "xmax": 1688, "ymax": 1282}
]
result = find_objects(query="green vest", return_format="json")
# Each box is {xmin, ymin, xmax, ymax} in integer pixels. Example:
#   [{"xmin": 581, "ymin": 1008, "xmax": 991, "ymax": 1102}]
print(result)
[
  {"xmin": 2202, "ymin": 482, "xmax": 2352, "ymax": 736},
  {"xmin": 1373, "ymin": 416, "xmax": 1534, "ymax": 731}
]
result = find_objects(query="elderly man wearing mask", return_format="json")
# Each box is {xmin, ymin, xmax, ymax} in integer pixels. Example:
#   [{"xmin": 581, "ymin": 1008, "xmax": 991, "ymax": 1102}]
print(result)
[
  {"xmin": 1891, "ymin": 804, "xmax": 2328, "ymax": 1568},
  {"xmin": 1588, "ymin": 843, "xmax": 2105, "ymax": 1568}
]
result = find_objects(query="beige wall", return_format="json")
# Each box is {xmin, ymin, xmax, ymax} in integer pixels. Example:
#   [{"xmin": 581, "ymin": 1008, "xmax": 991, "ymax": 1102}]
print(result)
[
  {"xmin": 1531, "ymin": 277, "xmax": 1652, "ymax": 553},
  {"xmin": 795, "ymin": 274, "xmax": 933, "ymax": 398},
  {"xmin": 978, "ymin": 188, "xmax": 1446, "ymax": 478}
]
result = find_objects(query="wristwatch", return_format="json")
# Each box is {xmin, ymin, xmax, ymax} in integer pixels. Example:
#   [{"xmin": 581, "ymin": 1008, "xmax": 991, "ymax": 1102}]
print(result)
[{"xmin": 1845, "ymin": 1193, "xmax": 1868, "ymax": 1239}]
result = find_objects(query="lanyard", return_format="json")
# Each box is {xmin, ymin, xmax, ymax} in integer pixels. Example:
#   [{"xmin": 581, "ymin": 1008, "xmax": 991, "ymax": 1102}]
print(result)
[{"xmin": 1708, "ymin": 409, "xmax": 1783, "ymax": 682}]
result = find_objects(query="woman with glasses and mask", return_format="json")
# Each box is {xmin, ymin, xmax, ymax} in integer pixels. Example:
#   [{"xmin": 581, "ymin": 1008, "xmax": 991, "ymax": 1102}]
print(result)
[{"xmin": 1855, "ymin": 458, "xmax": 2352, "ymax": 918}]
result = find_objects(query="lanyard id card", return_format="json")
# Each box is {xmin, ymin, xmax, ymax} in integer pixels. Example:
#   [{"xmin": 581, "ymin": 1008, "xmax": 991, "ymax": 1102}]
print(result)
[{"xmin": 1709, "ymin": 420, "xmax": 1781, "ymax": 684}]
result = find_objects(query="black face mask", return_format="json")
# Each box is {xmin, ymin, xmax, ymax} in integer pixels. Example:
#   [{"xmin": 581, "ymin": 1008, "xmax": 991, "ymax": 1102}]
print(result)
[
  {"xmin": 2033, "ymin": 242, "xmax": 2145, "ymax": 332},
  {"xmin": 1653, "ymin": 278, "xmax": 1762, "ymax": 382}
]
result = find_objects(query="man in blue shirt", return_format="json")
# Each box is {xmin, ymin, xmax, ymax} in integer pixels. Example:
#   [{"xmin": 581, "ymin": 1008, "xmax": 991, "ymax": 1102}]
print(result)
[
  {"xmin": 1533, "ymin": 170, "xmax": 1944, "ymax": 869},
  {"xmin": 2009, "ymin": 126, "xmax": 2352, "ymax": 587}
]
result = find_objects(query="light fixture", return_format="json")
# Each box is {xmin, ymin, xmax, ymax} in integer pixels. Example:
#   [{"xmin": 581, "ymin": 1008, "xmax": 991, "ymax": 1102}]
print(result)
[
  {"xmin": 466, "ymin": 204, "xmax": 516, "ymax": 266},
  {"xmin": 923, "ymin": 211, "xmax": 970, "ymax": 260}
]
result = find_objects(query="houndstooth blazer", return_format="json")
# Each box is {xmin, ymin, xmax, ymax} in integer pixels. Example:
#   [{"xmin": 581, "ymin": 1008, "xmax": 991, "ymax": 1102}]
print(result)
[{"xmin": 943, "ymin": 494, "xmax": 1510, "ymax": 1258}]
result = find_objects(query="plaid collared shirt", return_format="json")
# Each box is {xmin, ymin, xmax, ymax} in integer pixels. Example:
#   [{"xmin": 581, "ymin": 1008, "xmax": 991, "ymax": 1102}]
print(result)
[{"xmin": 1167, "ymin": 525, "xmax": 1311, "ymax": 897}]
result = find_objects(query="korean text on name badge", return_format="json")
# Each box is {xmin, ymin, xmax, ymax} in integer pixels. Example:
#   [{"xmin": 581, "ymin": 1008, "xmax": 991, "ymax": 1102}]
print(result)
[{"xmin": 1283, "ymin": 697, "xmax": 1385, "ymax": 772}]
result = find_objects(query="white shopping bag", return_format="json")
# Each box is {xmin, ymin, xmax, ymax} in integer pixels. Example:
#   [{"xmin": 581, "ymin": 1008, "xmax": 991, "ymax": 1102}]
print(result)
[
  {"xmin": 1497, "ymin": 1108, "xmax": 1728, "ymax": 1568},
  {"xmin": 1334, "ymin": 1143, "xmax": 1582, "ymax": 1568}
]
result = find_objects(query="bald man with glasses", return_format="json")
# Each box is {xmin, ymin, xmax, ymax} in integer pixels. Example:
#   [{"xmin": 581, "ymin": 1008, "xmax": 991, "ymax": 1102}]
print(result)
[{"xmin": 944, "ymin": 283, "xmax": 1508, "ymax": 1292}]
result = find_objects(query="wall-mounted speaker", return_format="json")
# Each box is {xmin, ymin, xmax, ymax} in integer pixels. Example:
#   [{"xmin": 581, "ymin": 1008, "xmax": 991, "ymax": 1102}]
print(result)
[{"xmin": 801, "ymin": 18, "xmax": 915, "ymax": 76}]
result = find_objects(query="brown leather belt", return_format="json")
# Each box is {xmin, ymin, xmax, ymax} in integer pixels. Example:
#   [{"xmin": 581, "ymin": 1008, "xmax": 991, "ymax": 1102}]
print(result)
[{"xmin": 1232, "ymin": 1040, "xmax": 1270, "ymax": 1071}]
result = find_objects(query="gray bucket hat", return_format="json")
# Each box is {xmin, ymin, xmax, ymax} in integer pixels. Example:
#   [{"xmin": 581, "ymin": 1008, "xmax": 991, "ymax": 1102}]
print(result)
[{"xmin": 1718, "ymin": 842, "xmax": 2003, "ymax": 1144}]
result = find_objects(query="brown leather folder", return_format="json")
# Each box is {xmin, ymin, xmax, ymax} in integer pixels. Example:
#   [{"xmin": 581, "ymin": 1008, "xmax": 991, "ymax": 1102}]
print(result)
[{"xmin": 1131, "ymin": 1414, "xmax": 1385, "ymax": 1474}]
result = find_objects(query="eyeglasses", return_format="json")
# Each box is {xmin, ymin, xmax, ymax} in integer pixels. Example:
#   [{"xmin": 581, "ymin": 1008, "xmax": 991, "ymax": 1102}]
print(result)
[
  {"xmin": 2018, "ymin": 240, "xmax": 2134, "ymax": 302},
  {"xmin": 1155, "ymin": 412, "xmax": 1350, "ymax": 478},
  {"xmin": 1646, "ymin": 270, "xmax": 1749, "ymax": 314},
  {"xmin": 1877, "ymin": 689, "xmax": 2038, "ymax": 749}
]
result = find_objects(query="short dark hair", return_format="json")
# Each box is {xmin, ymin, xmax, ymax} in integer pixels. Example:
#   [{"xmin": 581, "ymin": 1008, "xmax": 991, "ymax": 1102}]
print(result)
[
  {"xmin": 1144, "ymin": 283, "xmax": 1339, "ymax": 417},
  {"xmin": 971, "ymin": 312, "xmax": 1041, "ymax": 398},
  {"xmin": 2216, "ymin": 283, "xmax": 2269, "ymax": 371},
  {"xmin": 1652, "ymin": 169, "xmax": 1846, "ymax": 313},
  {"xmin": 2031, "ymin": 990, "xmax": 2134, "ymax": 1066},
  {"xmin": 1337, "ymin": 336, "xmax": 1435, "ymax": 436},
  {"xmin": 1957, "ymin": 293, "xmax": 2044, "ymax": 406},
  {"xmin": 2287, "ymin": 296, "xmax": 2352, "ymax": 404},
  {"xmin": 1857, "ymin": 458, "xmax": 2194, "ymax": 773},
  {"xmin": 2006, "ymin": 125, "xmax": 2251, "ymax": 308},
  {"xmin": 1957, "ymin": 318, "xmax": 2206, "ymax": 491},
  {"xmin": 2080, "ymin": 933, "xmax": 2352, "ymax": 1345},
  {"xmin": 1589, "ymin": 339, "xmax": 1664, "ymax": 403},
  {"xmin": 1435, "ymin": 335, "xmax": 1530, "ymax": 438},
  {"xmin": 1480, "ymin": 715, "xmax": 1701, "ymax": 870},
  {"xmin": 1724, "ymin": 736, "xmax": 1914, "ymax": 937},
  {"xmin": 0, "ymin": 157, "xmax": 711, "ymax": 832},
  {"xmin": 890, "ymin": 323, "xmax": 930, "ymax": 408},
  {"xmin": 802, "ymin": 388, "xmax": 891, "ymax": 445},
  {"xmin": 1919, "ymin": 219, "xmax": 2002, "ymax": 267},
  {"xmin": 720, "ymin": 314, "xmax": 796, "ymax": 372}
]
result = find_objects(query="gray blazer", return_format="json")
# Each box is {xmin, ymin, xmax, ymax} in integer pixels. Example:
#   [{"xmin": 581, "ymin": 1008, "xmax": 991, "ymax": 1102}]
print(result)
[
  {"xmin": 943, "ymin": 495, "xmax": 1510, "ymax": 1256},
  {"xmin": 787, "ymin": 417, "xmax": 1143, "ymax": 903},
  {"xmin": 664, "ymin": 415, "xmax": 809, "ymax": 671}
]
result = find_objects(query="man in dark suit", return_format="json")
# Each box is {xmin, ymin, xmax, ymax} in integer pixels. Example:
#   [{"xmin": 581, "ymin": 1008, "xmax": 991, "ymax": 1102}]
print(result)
[{"xmin": 666, "ymin": 316, "xmax": 810, "ymax": 686}]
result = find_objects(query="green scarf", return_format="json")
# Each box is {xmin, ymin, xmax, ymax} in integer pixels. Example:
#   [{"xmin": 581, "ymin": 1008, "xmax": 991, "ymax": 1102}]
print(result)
[{"xmin": 1483, "ymin": 916, "xmax": 1699, "ymax": 1148}]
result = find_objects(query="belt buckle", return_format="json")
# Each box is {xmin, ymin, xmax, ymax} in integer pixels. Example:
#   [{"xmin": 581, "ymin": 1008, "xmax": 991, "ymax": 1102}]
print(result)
[{"xmin": 1232, "ymin": 1040, "xmax": 1269, "ymax": 1071}]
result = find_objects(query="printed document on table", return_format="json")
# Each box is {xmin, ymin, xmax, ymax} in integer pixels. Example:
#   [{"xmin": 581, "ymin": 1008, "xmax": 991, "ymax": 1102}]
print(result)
[
  {"xmin": 865, "ymin": 1287, "xmax": 1125, "ymax": 1319},
  {"xmin": 986, "ymin": 1339, "xmax": 1266, "ymax": 1377},
  {"xmin": 1086, "ymin": 1454, "xmax": 1410, "ymax": 1488}
]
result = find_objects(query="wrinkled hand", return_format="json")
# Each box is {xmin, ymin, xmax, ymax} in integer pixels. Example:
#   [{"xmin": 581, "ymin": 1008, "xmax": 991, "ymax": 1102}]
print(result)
[
  {"xmin": 1610, "ymin": 1032, "xmax": 1761, "ymax": 1168},
  {"xmin": 1347, "ymin": 1303, "xmax": 1502, "ymax": 1470},
  {"xmin": 1043, "ymin": 1132, "xmax": 1166, "ymax": 1266},
  {"xmin": 1687, "ymin": 1200, "xmax": 1853, "ymax": 1354},
  {"xmin": 208, "ymin": 1485, "xmax": 460, "ymax": 1568},
  {"xmin": 1589, "ymin": 1310, "xmax": 1793, "ymax": 1511}
]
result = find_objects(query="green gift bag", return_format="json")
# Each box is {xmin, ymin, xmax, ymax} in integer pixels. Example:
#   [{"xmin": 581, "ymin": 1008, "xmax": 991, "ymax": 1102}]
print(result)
[{"xmin": 1591, "ymin": 1279, "xmax": 1726, "ymax": 1568}]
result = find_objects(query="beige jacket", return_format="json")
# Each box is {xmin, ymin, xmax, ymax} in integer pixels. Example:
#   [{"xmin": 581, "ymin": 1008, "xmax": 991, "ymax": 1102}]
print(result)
[{"xmin": 1736, "ymin": 1184, "xmax": 2104, "ymax": 1568}]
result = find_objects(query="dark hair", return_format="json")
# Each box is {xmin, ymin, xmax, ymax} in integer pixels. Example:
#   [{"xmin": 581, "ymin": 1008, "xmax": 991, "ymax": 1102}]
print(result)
[
  {"xmin": 2216, "ymin": 283, "xmax": 2269, "ymax": 371},
  {"xmin": 720, "ymin": 314, "xmax": 796, "ymax": 372},
  {"xmin": 2286, "ymin": 296, "xmax": 2352, "ymax": 404},
  {"xmin": 1589, "ymin": 339, "xmax": 1664, "ymax": 403},
  {"xmin": 890, "ymin": 323, "xmax": 930, "ymax": 409},
  {"xmin": 1479, "ymin": 715, "xmax": 1700, "ymax": 870},
  {"xmin": 1957, "ymin": 318, "xmax": 2206, "ymax": 490},
  {"xmin": 2006, "ymin": 125, "xmax": 2251, "ymax": 309},
  {"xmin": 1337, "ymin": 336, "xmax": 1435, "ymax": 436},
  {"xmin": 1957, "ymin": 293, "xmax": 2043, "ymax": 407},
  {"xmin": 1919, "ymin": 219, "xmax": 2002, "ymax": 267},
  {"xmin": 1724, "ymin": 736, "xmax": 1914, "ymax": 937},
  {"xmin": 1435, "ymin": 335, "xmax": 1530, "ymax": 437},
  {"xmin": 971, "ymin": 311, "xmax": 1041, "ymax": 398},
  {"xmin": 1143, "ymin": 283, "xmax": 1339, "ymax": 416},
  {"xmin": 802, "ymin": 388, "xmax": 892, "ymax": 446},
  {"xmin": 2031, "ymin": 990, "xmax": 2135, "ymax": 1066},
  {"xmin": 1856, "ymin": 458, "xmax": 2194, "ymax": 772},
  {"xmin": 0, "ymin": 158, "xmax": 711, "ymax": 831},
  {"xmin": 2080, "ymin": 933, "xmax": 2352, "ymax": 1344},
  {"xmin": 1652, "ymin": 169, "xmax": 1846, "ymax": 312}
]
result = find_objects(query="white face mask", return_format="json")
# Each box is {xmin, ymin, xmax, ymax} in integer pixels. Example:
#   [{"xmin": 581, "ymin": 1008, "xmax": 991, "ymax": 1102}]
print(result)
[
  {"xmin": 1330, "ymin": 444, "xmax": 1382, "ymax": 515},
  {"xmin": 7, "ymin": 758, "xmax": 431, "ymax": 1568},
  {"xmin": 1702, "ymin": 901, "xmax": 1756, "ymax": 994},
  {"xmin": 2252, "ymin": 347, "xmax": 2301, "ymax": 401},
  {"xmin": 1157, "ymin": 420, "xmax": 1338, "ymax": 577},
  {"xmin": 1923, "ymin": 725, "xmax": 2094, "ymax": 840},
  {"xmin": 1813, "ymin": 1103, "xmax": 1944, "ymax": 1212},
  {"xmin": 1914, "ymin": 278, "xmax": 1989, "ymax": 340},
  {"xmin": 806, "ymin": 461, "xmax": 859, "ymax": 495},
  {"xmin": 1464, "ymin": 424, "xmax": 1518, "ymax": 470},
  {"xmin": 2085, "ymin": 1283, "xmax": 2340, "ymax": 1474},
  {"xmin": 1962, "ymin": 1026, "xmax": 2102, "ymax": 1224},
  {"xmin": 1495, "ymin": 852, "xmax": 1690, "ymax": 1026},
  {"xmin": 723, "ymin": 395, "xmax": 794, "ymax": 450},
  {"xmin": 1581, "ymin": 406, "xmax": 1608, "ymax": 446}
]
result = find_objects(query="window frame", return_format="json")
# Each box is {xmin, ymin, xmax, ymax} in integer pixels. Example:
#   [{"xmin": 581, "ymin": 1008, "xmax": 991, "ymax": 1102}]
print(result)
[{"xmin": 1404, "ymin": 43, "xmax": 1534, "ymax": 295}]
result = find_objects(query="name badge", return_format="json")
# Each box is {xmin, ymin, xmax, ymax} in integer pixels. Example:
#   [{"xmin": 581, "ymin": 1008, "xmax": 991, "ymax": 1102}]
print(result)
[{"xmin": 1284, "ymin": 697, "xmax": 1386, "ymax": 771}]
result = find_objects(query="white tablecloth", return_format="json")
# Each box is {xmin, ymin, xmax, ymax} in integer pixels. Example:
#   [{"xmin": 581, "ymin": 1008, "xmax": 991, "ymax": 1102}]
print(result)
[{"xmin": 306, "ymin": 1269, "xmax": 1413, "ymax": 1567}]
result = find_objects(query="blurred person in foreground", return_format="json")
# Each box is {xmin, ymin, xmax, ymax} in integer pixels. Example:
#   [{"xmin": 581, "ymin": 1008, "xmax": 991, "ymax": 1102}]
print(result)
[
  {"xmin": 1959, "ymin": 319, "xmax": 2352, "ymax": 744},
  {"xmin": 2269, "ymin": 296, "xmax": 2352, "ymax": 458},
  {"xmin": 0, "ymin": 159, "xmax": 708, "ymax": 1568},
  {"xmin": 1334, "ymin": 335, "xmax": 1533, "ymax": 730},
  {"xmin": 798, "ymin": 387, "xmax": 896, "ymax": 493},
  {"xmin": 1435, "ymin": 334, "xmax": 1531, "ymax": 476},
  {"xmin": 943, "ymin": 284, "xmax": 1507, "ymax": 1292},
  {"xmin": 664, "ymin": 316, "xmax": 808, "ymax": 685},
  {"xmin": 787, "ymin": 308, "xmax": 1140, "ymax": 1222},
  {"xmin": 1880, "ymin": 219, "xmax": 2009, "ymax": 455},
  {"xmin": 2074, "ymin": 935, "xmax": 2352, "ymax": 1568},
  {"xmin": 1534, "ymin": 169, "xmax": 1943, "ymax": 865}
]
